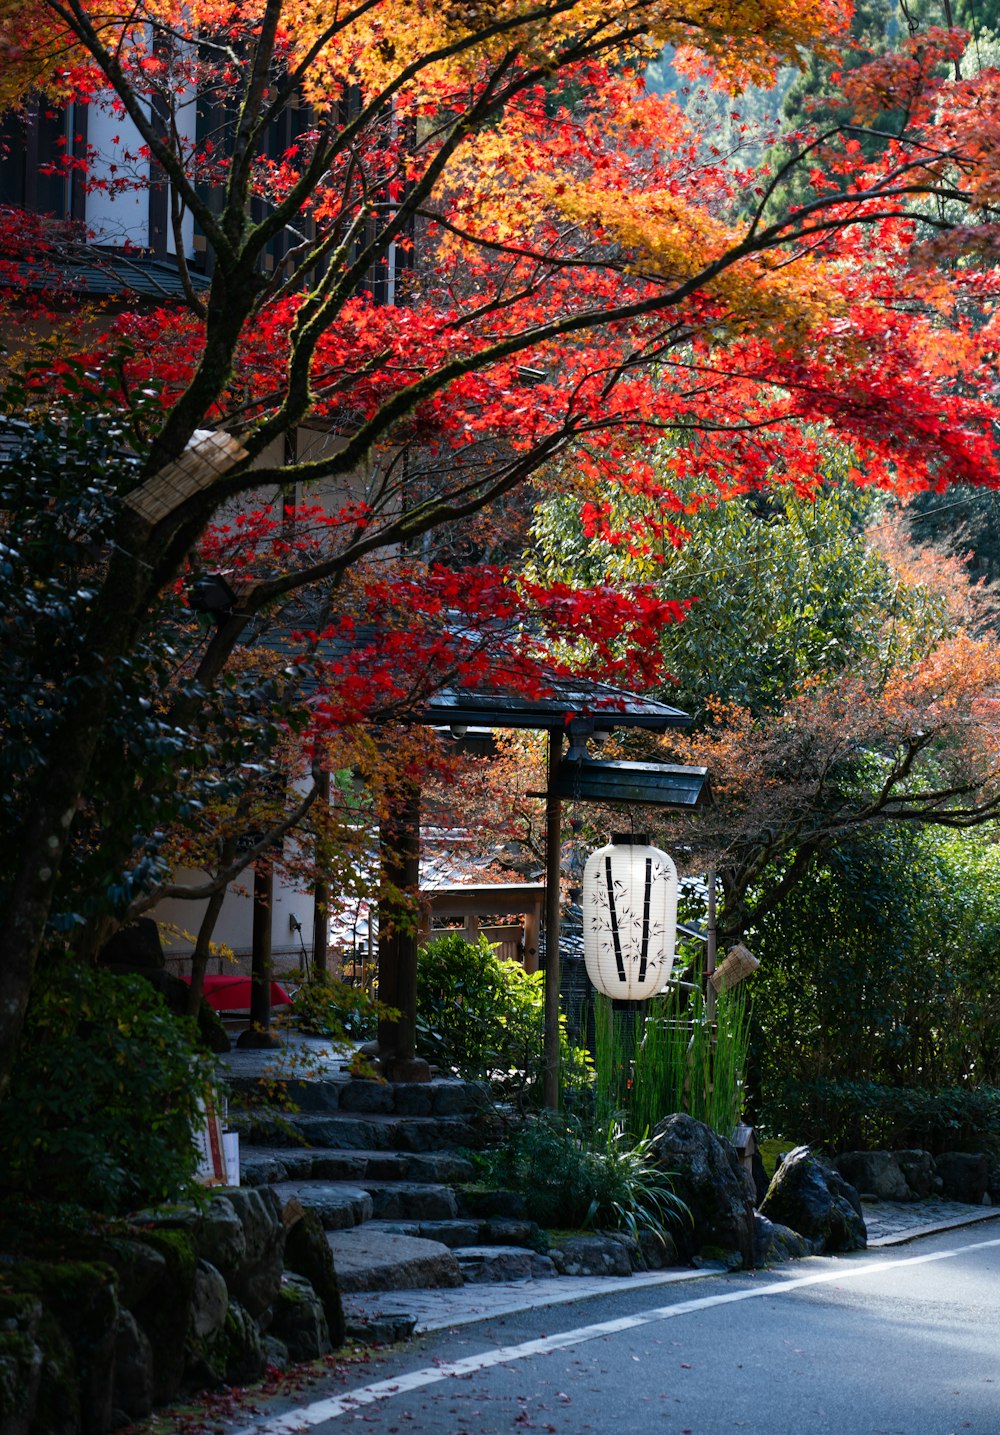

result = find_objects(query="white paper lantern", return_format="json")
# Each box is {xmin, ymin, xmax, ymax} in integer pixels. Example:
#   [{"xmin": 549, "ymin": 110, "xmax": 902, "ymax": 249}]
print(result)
[{"xmin": 582, "ymin": 835, "xmax": 678, "ymax": 1001}]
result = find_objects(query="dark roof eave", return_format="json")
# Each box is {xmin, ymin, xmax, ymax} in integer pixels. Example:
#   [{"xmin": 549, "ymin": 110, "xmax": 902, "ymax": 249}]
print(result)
[{"xmin": 412, "ymin": 688, "xmax": 690, "ymax": 732}]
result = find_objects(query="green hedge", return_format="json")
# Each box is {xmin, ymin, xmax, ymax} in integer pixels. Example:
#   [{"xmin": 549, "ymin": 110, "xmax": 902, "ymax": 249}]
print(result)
[
  {"xmin": 0, "ymin": 961, "xmax": 216, "ymax": 1214},
  {"xmin": 765, "ymin": 1078, "xmax": 1000, "ymax": 1155}
]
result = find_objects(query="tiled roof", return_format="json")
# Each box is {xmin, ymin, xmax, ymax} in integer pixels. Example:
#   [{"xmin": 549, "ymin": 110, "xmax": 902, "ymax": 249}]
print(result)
[{"xmin": 5, "ymin": 250, "xmax": 211, "ymax": 300}]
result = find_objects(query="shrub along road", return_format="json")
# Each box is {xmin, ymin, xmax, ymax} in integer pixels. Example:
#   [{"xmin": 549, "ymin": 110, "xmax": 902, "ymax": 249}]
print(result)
[{"xmin": 226, "ymin": 1220, "xmax": 1000, "ymax": 1435}]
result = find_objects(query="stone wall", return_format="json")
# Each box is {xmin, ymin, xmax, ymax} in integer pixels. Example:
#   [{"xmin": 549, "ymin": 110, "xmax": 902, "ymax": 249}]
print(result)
[{"xmin": 0, "ymin": 1188, "xmax": 343, "ymax": 1435}]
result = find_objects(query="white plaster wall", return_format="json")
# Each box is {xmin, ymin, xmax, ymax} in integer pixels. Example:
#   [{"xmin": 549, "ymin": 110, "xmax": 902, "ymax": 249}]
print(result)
[
  {"xmin": 153, "ymin": 865, "xmax": 315, "ymax": 976},
  {"xmin": 85, "ymin": 100, "xmax": 152, "ymax": 248}
]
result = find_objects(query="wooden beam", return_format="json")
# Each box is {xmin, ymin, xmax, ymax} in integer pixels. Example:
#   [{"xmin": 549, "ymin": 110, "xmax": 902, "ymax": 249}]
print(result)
[{"xmin": 543, "ymin": 728, "xmax": 563, "ymax": 1110}]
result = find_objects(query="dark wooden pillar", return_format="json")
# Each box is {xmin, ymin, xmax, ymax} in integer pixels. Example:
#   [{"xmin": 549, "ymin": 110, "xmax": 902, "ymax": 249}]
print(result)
[
  {"xmin": 543, "ymin": 728, "xmax": 563, "ymax": 1111},
  {"xmin": 237, "ymin": 858, "xmax": 281, "ymax": 1048},
  {"xmin": 377, "ymin": 779, "xmax": 429, "ymax": 1081},
  {"xmin": 312, "ymin": 769, "xmax": 331, "ymax": 977}
]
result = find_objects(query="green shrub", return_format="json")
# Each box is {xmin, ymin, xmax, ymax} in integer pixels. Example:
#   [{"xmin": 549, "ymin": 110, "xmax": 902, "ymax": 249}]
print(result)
[
  {"xmin": 764, "ymin": 1077, "xmax": 1000, "ymax": 1155},
  {"xmin": 480, "ymin": 1112, "xmax": 688, "ymax": 1244},
  {"xmin": 595, "ymin": 962, "xmax": 751, "ymax": 1142},
  {"xmin": 0, "ymin": 962, "xmax": 216, "ymax": 1214},
  {"xmin": 287, "ymin": 972, "xmax": 392, "ymax": 1041},
  {"xmin": 416, "ymin": 933, "xmax": 592, "ymax": 1104}
]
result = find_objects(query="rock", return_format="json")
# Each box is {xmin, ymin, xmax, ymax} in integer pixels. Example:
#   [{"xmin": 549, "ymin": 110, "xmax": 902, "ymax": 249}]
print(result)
[
  {"xmin": 759, "ymin": 1147, "xmax": 866, "ymax": 1253},
  {"xmin": 630, "ymin": 1228, "xmax": 680, "ymax": 1270},
  {"xmin": 895, "ymin": 1150, "xmax": 937, "ymax": 1200},
  {"xmin": 283, "ymin": 1080, "xmax": 341, "ymax": 1115},
  {"xmin": 835, "ymin": 1151, "xmax": 911, "ymax": 1202},
  {"xmin": 272, "ymin": 1181, "xmax": 374, "ymax": 1231},
  {"xmin": 325, "ymin": 1232, "xmax": 463, "ymax": 1293},
  {"xmin": 112, "ymin": 1309, "xmax": 154, "ymax": 1421},
  {"xmin": 338, "ymin": 1082, "xmax": 395, "ymax": 1114},
  {"xmin": 753, "ymin": 1213, "xmax": 815, "ymax": 1266},
  {"xmin": 94, "ymin": 1238, "xmax": 167, "ymax": 1312},
  {"xmin": 0, "ymin": 1292, "xmax": 46, "ymax": 1435},
  {"xmin": 194, "ymin": 1196, "xmax": 247, "ymax": 1272},
  {"xmin": 455, "ymin": 1246, "xmax": 549, "ymax": 1282},
  {"xmin": 391, "ymin": 1085, "xmax": 435, "ymax": 1116},
  {"xmin": 368, "ymin": 1183, "xmax": 457, "ymax": 1222},
  {"xmin": 345, "ymin": 1311, "xmax": 418, "ymax": 1345},
  {"xmin": 213, "ymin": 1187, "xmax": 286, "ymax": 1322},
  {"xmin": 283, "ymin": 1208, "xmax": 346, "ymax": 1348},
  {"xmin": 456, "ymin": 1188, "xmax": 528, "ymax": 1221},
  {"xmin": 99, "ymin": 917, "xmax": 165, "ymax": 970},
  {"xmin": 649, "ymin": 1114, "xmax": 754, "ymax": 1269},
  {"xmin": 270, "ymin": 1275, "xmax": 332, "ymax": 1362},
  {"xmin": 936, "ymin": 1152, "xmax": 990, "ymax": 1205},
  {"xmin": 218, "ymin": 1300, "xmax": 267, "ymax": 1386},
  {"xmin": 548, "ymin": 1235, "xmax": 632, "ymax": 1277},
  {"xmin": 480, "ymin": 1219, "xmax": 546, "ymax": 1250},
  {"xmin": 189, "ymin": 1261, "xmax": 228, "ymax": 1342},
  {"xmin": 989, "ymin": 1160, "xmax": 1000, "ymax": 1206},
  {"xmin": 128, "ymin": 1229, "xmax": 198, "ymax": 1404},
  {"xmin": 263, "ymin": 1335, "xmax": 290, "ymax": 1368},
  {"xmin": 750, "ymin": 1148, "xmax": 770, "ymax": 1207}
]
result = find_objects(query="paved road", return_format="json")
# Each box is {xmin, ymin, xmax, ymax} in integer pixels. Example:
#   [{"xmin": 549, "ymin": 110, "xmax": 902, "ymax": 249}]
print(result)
[{"xmin": 236, "ymin": 1221, "xmax": 1000, "ymax": 1435}]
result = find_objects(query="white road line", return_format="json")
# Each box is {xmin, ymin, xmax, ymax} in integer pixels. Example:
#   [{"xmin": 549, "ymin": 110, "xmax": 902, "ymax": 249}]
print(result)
[{"xmin": 232, "ymin": 1234, "xmax": 1000, "ymax": 1435}]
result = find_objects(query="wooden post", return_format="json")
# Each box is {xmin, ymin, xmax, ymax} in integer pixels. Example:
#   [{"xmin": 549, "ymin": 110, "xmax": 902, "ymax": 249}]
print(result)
[
  {"xmin": 312, "ymin": 768, "xmax": 331, "ymax": 977},
  {"xmin": 522, "ymin": 905, "xmax": 540, "ymax": 974},
  {"xmin": 376, "ymin": 779, "xmax": 429, "ymax": 1080},
  {"xmin": 706, "ymin": 865, "xmax": 717, "ymax": 1023},
  {"xmin": 237, "ymin": 858, "xmax": 280, "ymax": 1048},
  {"xmin": 543, "ymin": 728, "xmax": 563, "ymax": 1111}
]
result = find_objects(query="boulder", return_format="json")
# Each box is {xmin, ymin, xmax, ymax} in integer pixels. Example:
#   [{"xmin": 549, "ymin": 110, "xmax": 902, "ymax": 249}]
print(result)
[
  {"xmin": 270, "ymin": 1275, "xmax": 332, "ymax": 1363},
  {"xmin": 217, "ymin": 1300, "xmax": 266, "ymax": 1386},
  {"xmin": 112, "ymin": 1310, "xmax": 154, "ymax": 1421},
  {"xmin": 835, "ymin": 1151, "xmax": 911, "ymax": 1202},
  {"xmin": 547, "ymin": 1234, "xmax": 632, "ymax": 1278},
  {"xmin": 895, "ymin": 1150, "xmax": 938, "ymax": 1200},
  {"xmin": 649, "ymin": 1114, "xmax": 755, "ymax": 1269},
  {"xmin": 282, "ymin": 1207, "xmax": 346, "ymax": 1348},
  {"xmin": 189, "ymin": 1261, "xmax": 228, "ymax": 1343},
  {"xmin": 0, "ymin": 1292, "xmax": 46, "ymax": 1435},
  {"xmin": 989, "ymin": 1159, "xmax": 1000, "ymax": 1206},
  {"xmin": 209, "ymin": 1188, "xmax": 286, "ymax": 1323},
  {"xmin": 194, "ymin": 1196, "xmax": 247, "ymax": 1272},
  {"xmin": 753, "ymin": 1213, "xmax": 815, "ymax": 1266},
  {"xmin": 99, "ymin": 918, "xmax": 165, "ymax": 970},
  {"xmin": 759, "ymin": 1147, "xmax": 866, "ymax": 1253},
  {"xmin": 936, "ymin": 1152, "xmax": 990, "ymax": 1205},
  {"xmin": 127, "ymin": 1230, "xmax": 197, "ymax": 1404}
]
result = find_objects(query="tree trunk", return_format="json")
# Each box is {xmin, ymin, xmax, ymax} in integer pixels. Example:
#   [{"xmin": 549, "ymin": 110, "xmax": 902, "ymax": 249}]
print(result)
[{"xmin": 377, "ymin": 781, "xmax": 423, "ymax": 1074}]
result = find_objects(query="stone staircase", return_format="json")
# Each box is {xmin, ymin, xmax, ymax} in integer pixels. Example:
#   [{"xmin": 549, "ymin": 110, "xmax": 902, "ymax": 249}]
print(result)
[{"xmin": 224, "ymin": 1049, "xmax": 558, "ymax": 1309}]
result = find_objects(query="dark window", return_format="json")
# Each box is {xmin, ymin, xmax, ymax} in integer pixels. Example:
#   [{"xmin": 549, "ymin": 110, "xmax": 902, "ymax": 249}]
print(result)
[{"xmin": 0, "ymin": 104, "xmax": 83, "ymax": 220}]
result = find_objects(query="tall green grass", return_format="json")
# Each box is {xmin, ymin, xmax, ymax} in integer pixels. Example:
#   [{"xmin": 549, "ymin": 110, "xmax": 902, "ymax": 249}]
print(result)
[{"xmin": 594, "ymin": 955, "xmax": 751, "ymax": 1142}]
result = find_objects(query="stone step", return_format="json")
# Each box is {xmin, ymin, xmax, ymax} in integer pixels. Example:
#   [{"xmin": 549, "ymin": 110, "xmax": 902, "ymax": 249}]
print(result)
[
  {"xmin": 456, "ymin": 1245, "xmax": 558, "ymax": 1283},
  {"xmin": 226, "ymin": 1073, "xmax": 488, "ymax": 1119},
  {"xmin": 327, "ymin": 1230, "xmax": 464, "ymax": 1294},
  {"xmin": 273, "ymin": 1179, "xmax": 459, "ymax": 1228},
  {"xmin": 238, "ymin": 1111, "xmax": 479, "ymax": 1154},
  {"xmin": 241, "ymin": 1146, "xmax": 475, "ymax": 1188},
  {"xmin": 362, "ymin": 1217, "xmax": 546, "ymax": 1250},
  {"xmin": 272, "ymin": 1181, "xmax": 374, "ymax": 1230}
]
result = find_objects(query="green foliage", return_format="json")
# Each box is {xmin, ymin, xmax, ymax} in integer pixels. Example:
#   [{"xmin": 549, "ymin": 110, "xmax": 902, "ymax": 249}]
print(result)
[
  {"xmin": 749, "ymin": 824, "xmax": 1000, "ymax": 1106},
  {"xmin": 766, "ymin": 1078, "xmax": 1000, "ymax": 1156},
  {"xmin": 0, "ymin": 962, "xmax": 215, "ymax": 1214},
  {"xmin": 286, "ymin": 972, "xmax": 392, "ymax": 1041},
  {"xmin": 594, "ymin": 959, "xmax": 751, "ymax": 1143},
  {"xmin": 479, "ymin": 1112, "xmax": 688, "ymax": 1243},
  {"xmin": 531, "ymin": 478, "xmax": 945, "ymax": 723},
  {"xmin": 416, "ymin": 933, "xmax": 592, "ymax": 1104}
]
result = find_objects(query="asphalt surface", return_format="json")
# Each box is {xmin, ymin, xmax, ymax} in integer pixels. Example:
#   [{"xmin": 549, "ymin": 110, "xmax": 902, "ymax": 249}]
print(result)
[{"xmin": 231, "ymin": 1212, "xmax": 1000, "ymax": 1435}]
